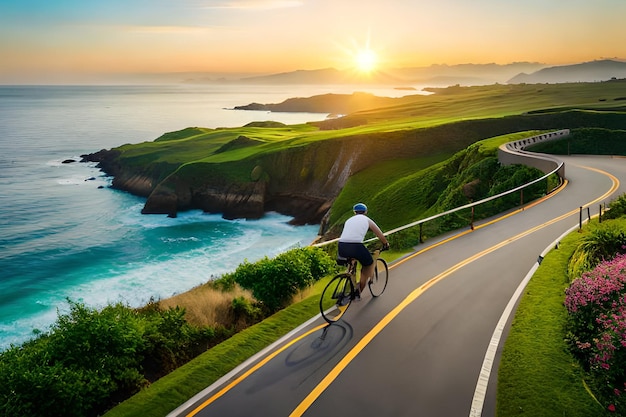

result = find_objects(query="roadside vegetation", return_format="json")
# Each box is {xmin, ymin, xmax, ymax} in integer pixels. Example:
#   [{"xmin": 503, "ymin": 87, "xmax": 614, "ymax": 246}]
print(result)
[
  {"xmin": 498, "ymin": 195, "xmax": 626, "ymax": 416},
  {"xmin": 0, "ymin": 247, "xmax": 337, "ymax": 417},
  {"xmin": 3, "ymin": 81, "xmax": 626, "ymax": 417},
  {"xmin": 497, "ymin": 138, "xmax": 626, "ymax": 416}
]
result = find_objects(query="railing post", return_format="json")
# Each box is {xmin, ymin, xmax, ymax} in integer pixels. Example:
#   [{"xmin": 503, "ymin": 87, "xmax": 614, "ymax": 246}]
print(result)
[
  {"xmin": 579, "ymin": 206, "xmax": 583, "ymax": 230},
  {"xmin": 520, "ymin": 189, "xmax": 524, "ymax": 206},
  {"xmin": 599, "ymin": 204, "xmax": 602, "ymax": 223},
  {"xmin": 419, "ymin": 223, "xmax": 424, "ymax": 244},
  {"xmin": 470, "ymin": 206, "xmax": 475, "ymax": 230}
]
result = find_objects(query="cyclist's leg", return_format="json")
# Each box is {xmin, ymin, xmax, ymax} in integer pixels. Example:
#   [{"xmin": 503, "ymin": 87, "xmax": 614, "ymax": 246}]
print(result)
[
  {"xmin": 339, "ymin": 242, "xmax": 372, "ymax": 294},
  {"xmin": 360, "ymin": 263, "xmax": 374, "ymax": 292},
  {"xmin": 357, "ymin": 250, "xmax": 375, "ymax": 293}
]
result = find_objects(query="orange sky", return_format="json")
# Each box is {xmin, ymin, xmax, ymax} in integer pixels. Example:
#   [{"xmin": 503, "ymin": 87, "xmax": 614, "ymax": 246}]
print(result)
[{"xmin": 1, "ymin": 0, "xmax": 625, "ymax": 84}]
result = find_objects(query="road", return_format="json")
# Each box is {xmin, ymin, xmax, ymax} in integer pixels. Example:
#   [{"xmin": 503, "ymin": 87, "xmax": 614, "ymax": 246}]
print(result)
[{"xmin": 169, "ymin": 155, "xmax": 626, "ymax": 417}]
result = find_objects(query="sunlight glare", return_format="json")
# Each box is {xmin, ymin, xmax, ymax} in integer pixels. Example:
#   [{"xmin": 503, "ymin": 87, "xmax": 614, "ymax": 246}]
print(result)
[{"xmin": 355, "ymin": 48, "xmax": 378, "ymax": 73}]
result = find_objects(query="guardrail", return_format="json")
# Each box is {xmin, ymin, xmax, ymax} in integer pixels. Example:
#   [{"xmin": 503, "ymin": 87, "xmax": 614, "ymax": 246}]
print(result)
[
  {"xmin": 498, "ymin": 129, "xmax": 568, "ymax": 178},
  {"xmin": 315, "ymin": 130, "xmax": 567, "ymax": 248}
]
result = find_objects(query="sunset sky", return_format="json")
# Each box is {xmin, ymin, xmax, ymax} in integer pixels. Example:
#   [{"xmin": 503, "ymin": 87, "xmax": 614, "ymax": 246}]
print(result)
[{"xmin": 1, "ymin": 0, "xmax": 625, "ymax": 84}]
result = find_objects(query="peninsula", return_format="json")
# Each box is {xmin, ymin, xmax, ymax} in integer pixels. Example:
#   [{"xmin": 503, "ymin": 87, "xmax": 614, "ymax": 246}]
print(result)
[{"xmin": 82, "ymin": 80, "xmax": 626, "ymax": 237}]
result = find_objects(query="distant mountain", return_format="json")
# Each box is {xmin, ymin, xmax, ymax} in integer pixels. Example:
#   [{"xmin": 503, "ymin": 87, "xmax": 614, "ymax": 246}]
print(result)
[
  {"xmin": 179, "ymin": 60, "xmax": 626, "ymax": 87},
  {"xmin": 507, "ymin": 59, "xmax": 626, "ymax": 84},
  {"xmin": 239, "ymin": 68, "xmax": 404, "ymax": 85},
  {"xmin": 181, "ymin": 62, "xmax": 547, "ymax": 87},
  {"xmin": 387, "ymin": 62, "xmax": 546, "ymax": 86}
]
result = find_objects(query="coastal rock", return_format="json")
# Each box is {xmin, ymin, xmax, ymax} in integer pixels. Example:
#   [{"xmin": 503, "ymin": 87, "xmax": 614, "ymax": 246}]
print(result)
[
  {"xmin": 233, "ymin": 92, "xmax": 397, "ymax": 115},
  {"xmin": 233, "ymin": 102, "xmax": 268, "ymax": 111},
  {"xmin": 81, "ymin": 148, "xmax": 120, "ymax": 168},
  {"xmin": 141, "ymin": 188, "xmax": 178, "ymax": 217},
  {"xmin": 81, "ymin": 149, "xmax": 164, "ymax": 197}
]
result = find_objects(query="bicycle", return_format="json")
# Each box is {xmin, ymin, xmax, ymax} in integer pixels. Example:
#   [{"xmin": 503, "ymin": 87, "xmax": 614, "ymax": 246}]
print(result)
[{"xmin": 319, "ymin": 246, "xmax": 389, "ymax": 324}]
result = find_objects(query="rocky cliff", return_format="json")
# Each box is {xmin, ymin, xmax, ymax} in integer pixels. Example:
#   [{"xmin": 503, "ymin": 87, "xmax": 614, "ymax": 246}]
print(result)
[
  {"xmin": 117, "ymin": 137, "xmax": 383, "ymax": 226},
  {"xmin": 82, "ymin": 107, "xmax": 626, "ymax": 231},
  {"xmin": 82, "ymin": 125, "xmax": 459, "ymax": 228},
  {"xmin": 82, "ymin": 139, "xmax": 352, "ymax": 226}
]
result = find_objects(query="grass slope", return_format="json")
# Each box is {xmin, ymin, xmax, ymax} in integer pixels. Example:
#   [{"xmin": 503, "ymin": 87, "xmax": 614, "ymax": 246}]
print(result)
[
  {"xmin": 102, "ymin": 82, "xmax": 626, "ymax": 234},
  {"xmin": 119, "ymin": 80, "xmax": 626, "ymax": 165},
  {"xmin": 496, "ymin": 222, "xmax": 625, "ymax": 416}
]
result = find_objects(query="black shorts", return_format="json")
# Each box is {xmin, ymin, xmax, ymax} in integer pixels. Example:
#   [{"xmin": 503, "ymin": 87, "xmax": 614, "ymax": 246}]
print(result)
[{"xmin": 338, "ymin": 242, "xmax": 373, "ymax": 266}]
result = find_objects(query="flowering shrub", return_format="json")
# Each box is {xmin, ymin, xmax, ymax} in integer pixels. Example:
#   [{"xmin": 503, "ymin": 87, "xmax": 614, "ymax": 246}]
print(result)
[
  {"xmin": 565, "ymin": 253, "xmax": 626, "ymax": 414},
  {"xmin": 565, "ymin": 253, "xmax": 626, "ymax": 351}
]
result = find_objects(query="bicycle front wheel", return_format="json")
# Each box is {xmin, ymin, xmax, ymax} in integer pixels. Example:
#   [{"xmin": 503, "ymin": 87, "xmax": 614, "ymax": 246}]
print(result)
[
  {"xmin": 320, "ymin": 273, "xmax": 353, "ymax": 323},
  {"xmin": 368, "ymin": 258, "xmax": 388, "ymax": 297}
]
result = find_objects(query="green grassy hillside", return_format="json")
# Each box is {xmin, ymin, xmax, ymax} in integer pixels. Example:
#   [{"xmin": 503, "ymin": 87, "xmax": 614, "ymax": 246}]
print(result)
[{"xmin": 87, "ymin": 80, "xmax": 626, "ymax": 233}]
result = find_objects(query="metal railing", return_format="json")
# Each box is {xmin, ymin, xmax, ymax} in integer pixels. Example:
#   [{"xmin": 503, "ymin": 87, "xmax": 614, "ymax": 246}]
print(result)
[{"xmin": 314, "ymin": 131, "xmax": 566, "ymax": 249}]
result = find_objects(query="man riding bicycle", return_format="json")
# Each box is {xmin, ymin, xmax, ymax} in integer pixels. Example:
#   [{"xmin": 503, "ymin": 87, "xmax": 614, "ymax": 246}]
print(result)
[{"xmin": 338, "ymin": 203, "xmax": 389, "ymax": 299}]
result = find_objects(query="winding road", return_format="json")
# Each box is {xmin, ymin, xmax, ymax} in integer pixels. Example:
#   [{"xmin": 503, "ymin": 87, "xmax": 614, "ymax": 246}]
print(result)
[{"xmin": 168, "ymin": 155, "xmax": 626, "ymax": 417}]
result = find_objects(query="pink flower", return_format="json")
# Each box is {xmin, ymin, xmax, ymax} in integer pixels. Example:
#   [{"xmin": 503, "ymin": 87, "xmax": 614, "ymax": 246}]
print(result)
[{"xmin": 609, "ymin": 404, "xmax": 616, "ymax": 412}]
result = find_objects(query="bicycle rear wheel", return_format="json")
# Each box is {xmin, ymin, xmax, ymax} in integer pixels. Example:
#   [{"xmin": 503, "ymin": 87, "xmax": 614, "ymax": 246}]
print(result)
[
  {"xmin": 368, "ymin": 258, "xmax": 388, "ymax": 297},
  {"xmin": 320, "ymin": 273, "xmax": 353, "ymax": 323}
]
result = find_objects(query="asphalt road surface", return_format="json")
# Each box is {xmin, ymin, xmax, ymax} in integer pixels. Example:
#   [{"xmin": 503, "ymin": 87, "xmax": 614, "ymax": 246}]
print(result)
[{"xmin": 169, "ymin": 155, "xmax": 626, "ymax": 417}]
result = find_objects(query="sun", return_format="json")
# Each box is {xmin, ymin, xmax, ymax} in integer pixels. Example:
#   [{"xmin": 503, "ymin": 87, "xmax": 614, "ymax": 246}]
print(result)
[{"xmin": 355, "ymin": 48, "xmax": 378, "ymax": 73}]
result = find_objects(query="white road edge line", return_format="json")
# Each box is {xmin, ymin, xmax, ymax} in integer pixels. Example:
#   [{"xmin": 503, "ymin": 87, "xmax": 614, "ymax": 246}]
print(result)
[
  {"xmin": 167, "ymin": 314, "xmax": 324, "ymax": 416},
  {"xmin": 469, "ymin": 222, "xmax": 580, "ymax": 417}
]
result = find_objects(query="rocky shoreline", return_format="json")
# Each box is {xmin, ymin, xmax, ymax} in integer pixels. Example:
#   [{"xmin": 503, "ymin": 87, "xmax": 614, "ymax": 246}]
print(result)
[{"xmin": 80, "ymin": 146, "xmax": 338, "ymax": 230}]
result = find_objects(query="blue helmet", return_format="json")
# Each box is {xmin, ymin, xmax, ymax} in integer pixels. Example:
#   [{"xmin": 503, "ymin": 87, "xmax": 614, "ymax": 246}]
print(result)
[{"xmin": 353, "ymin": 203, "xmax": 367, "ymax": 213}]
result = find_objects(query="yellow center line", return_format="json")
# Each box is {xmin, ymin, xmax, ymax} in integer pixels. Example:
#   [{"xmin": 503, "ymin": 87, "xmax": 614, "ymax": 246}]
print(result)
[{"xmin": 289, "ymin": 166, "xmax": 619, "ymax": 417}]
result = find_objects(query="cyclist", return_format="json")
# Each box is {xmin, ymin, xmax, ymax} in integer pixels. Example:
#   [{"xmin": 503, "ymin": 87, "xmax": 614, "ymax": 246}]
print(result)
[{"xmin": 338, "ymin": 203, "xmax": 389, "ymax": 299}]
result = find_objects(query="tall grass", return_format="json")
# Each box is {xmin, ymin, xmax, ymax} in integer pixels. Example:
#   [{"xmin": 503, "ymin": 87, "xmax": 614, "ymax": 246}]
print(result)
[{"xmin": 158, "ymin": 284, "xmax": 254, "ymax": 328}]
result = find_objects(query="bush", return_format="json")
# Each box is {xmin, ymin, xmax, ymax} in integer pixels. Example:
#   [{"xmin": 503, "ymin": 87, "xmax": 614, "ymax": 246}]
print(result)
[
  {"xmin": 139, "ymin": 303, "xmax": 229, "ymax": 379},
  {"xmin": 230, "ymin": 296, "xmax": 263, "ymax": 329},
  {"xmin": 0, "ymin": 299, "xmax": 230, "ymax": 417},
  {"xmin": 605, "ymin": 193, "xmax": 626, "ymax": 221},
  {"xmin": 0, "ymin": 301, "xmax": 145, "ymax": 417},
  {"xmin": 228, "ymin": 246, "xmax": 337, "ymax": 312},
  {"xmin": 568, "ymin": 223, "xmax": 626, "ymax": 278}
]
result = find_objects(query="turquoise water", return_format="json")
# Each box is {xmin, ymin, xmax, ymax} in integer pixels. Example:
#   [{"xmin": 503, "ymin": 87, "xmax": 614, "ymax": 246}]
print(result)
[{"xmin": 0, "ymin": 84, "xmax": 344, "ymax": 349}]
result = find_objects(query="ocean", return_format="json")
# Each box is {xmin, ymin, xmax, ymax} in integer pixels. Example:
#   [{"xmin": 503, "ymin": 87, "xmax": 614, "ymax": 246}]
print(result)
[{"xmin": 0, "ymin": 83, "xmax": 411, "ymax": 350}]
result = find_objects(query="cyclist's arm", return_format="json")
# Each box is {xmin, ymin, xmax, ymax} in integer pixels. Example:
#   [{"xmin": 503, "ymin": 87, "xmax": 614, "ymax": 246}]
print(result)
[{"xmin": 367, "ymin": 219, "xmax": 389, "ymax": 246}]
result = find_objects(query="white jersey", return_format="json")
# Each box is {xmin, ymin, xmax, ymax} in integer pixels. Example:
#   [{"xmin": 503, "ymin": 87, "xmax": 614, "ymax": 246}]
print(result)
[{"xmin": 339, "ymin": 214, "xmax": 373, "ymax": 243}]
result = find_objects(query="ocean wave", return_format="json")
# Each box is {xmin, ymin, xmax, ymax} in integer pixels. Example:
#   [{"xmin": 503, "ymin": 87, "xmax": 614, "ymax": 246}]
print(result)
[{"xmin": 0, "ymin": 84, "xmax": 328, "ymax": 351}]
